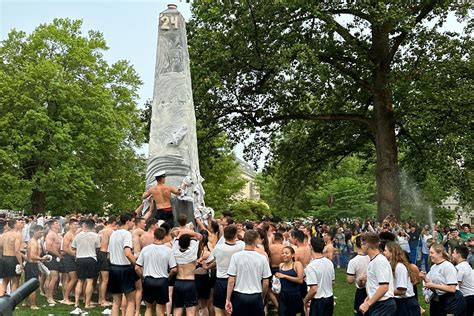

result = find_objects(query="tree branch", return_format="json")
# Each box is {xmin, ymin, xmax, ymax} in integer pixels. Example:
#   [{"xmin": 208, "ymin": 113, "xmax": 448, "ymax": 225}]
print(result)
[
  {"xmin": 388, "ymin": 2, "xmax": 437, "ymax": 62},
  {"xmin": 248, "ymin": 112, "xmax": 373, "ymax": 128}
]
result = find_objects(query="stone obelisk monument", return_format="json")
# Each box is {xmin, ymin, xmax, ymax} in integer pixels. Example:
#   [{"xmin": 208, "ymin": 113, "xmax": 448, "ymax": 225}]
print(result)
[{"xmin": 146, "ymin": 4, "xmax": 202, "ymax": 223}]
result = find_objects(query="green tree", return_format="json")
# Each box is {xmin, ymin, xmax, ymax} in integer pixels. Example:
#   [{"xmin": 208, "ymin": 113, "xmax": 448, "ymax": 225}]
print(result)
[
  {"xmin": 187, "ymin": 1, "xmax": 472, "ymax": 220},
  {"xmin": 229, "ymin": 198, "xmax": 271, "ymax": 222},
  {"xmin": 0, "ymin": 19, "xmax": 145, "ymax": 214}
]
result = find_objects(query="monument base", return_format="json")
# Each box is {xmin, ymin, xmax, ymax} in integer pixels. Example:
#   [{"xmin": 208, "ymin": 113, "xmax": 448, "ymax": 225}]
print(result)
[{"xmin": 171, "ymin": 197, "xmax": 194, "ymax": 227}]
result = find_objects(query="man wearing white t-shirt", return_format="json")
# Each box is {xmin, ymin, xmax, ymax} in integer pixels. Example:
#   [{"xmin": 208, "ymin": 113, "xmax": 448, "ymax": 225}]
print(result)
[
  {"xmin": 107, "ymin": 213, "xmax": 137, "ymax": 316},
  {"xmin": 452, "ymin": 245, "xmax": 474, "ymax": 316},
  {"xmin": 136, "ymin": 227, "xmax": 177, "ymax": 316},
  {"xmin": 225, "ymin": 230, "xmax": 271, "ymax": 316},
  {"xmin": 304, "ymin": 236, "xmax": 335, "ymax": 316},
  {"xmin": 205, "ymin": 225, "xmax": 244, "ymax": 315},
  {"xmin": 71, "ymin": 219, "xmax": 100, "ymax": 310},
  {"xmin": 359, "ymin": 233, "xmax": 396, "ymax": 316},
  {"xmin": 347, "ymin": 235, "xmax": 370, "ymax": 316}
]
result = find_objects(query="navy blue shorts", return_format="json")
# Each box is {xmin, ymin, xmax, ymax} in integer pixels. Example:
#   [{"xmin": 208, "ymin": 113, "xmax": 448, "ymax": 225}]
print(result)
[
  {"xmin": 309, "ymin": 296, "xmax": 334, "ymax": 316},
  {"xmin": 395, "ymin": 296, "xmax": 420, "ymax": 316},
  {"xmin": 370, "ymin": 298, "xmax": 396, "ymax": 316},
  {"xmin": 107, "ymin": 264, "xmax": 136, "ymax": 294},
  {"xmin": 173, "ymin": 279, "xmax": 197, "ymax": 308},
  {"xmin": 213, "ymin": 278, "xmax": 228, "ymax": 309},
  {"xmin": 143, "ymin": 276, "xmax": 168, "ymax": 305},
  {"xmin": 354, "ymin": 288, "xmax": 369, "ymax": 316},
  {"xmin": 231, "ymin": 292, "xmax": 264, "ymax": 316}
]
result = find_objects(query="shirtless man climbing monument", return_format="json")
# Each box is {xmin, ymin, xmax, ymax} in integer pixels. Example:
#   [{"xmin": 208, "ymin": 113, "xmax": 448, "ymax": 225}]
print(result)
[{"xmin": 142, "ymin": 170, "xmax": 181, "ymax": 228}]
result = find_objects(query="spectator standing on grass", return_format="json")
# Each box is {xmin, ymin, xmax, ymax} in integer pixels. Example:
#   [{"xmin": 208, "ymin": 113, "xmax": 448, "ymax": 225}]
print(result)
[
  {"xmin": 303, "ymin": 236, "xmax": 335, "ymax": 316},
  {"xmin": 347, "ymin": 235, "xmax": 370, "ymax": 316},
  {"xmin": 421, "ymin": 243, "xmax": 466, "ymax": 316},
  {"xmin": 452, "ymin": 245, "xmax": 473, "ymax": 316},
  {"xmin": 359, "ymin": 233, "xmax": 396, "ymax": 316},
  {"xmin": 107, "ymin": 213, "xmax": 137, "ymax": 316},
  {"xmin": 71, "ymin": 218, "xmax": 100, "ymax": 311},
  {"xmin": 225, "ymin": 230, "xmax": 271, "ymax": 316},
  {"xmin": 383, "ymin": 241, "xmax": 420, "ymax": 316},
  {"xmin": 136, "ymin": 227, "xmax": 177, "ymax": 316}
]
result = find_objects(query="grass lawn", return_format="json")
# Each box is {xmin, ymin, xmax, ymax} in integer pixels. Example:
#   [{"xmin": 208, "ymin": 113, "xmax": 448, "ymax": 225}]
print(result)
[{"xmin": 13, "ymin": 268, "xmax": 430, "ymax": 315}]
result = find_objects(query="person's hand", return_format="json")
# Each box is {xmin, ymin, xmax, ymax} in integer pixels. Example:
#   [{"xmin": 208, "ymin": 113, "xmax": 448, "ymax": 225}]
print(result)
[
  {"xmin": 225, "ymin": 299, "xmax": 232, "ymax": 314},
  {"xmin": 274, "ymin": 272, "xmax": 284, "ymax": 279},
  {"xmin": 424, "ymin": 278, "xmax": 436, "ymax": 289},
  {"xmin": 359, "ymin": 298, "xmax": 370, "ymax": 314},
  {"xmin": 419, "ymin": 271, "xmax": 426, "ymax": 279}
]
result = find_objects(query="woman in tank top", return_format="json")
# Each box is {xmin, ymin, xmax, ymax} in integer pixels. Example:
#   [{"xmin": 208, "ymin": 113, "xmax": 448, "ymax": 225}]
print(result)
[{"xmin": 274, "ymin": 246, "xmax": 304, "ymax": 316}]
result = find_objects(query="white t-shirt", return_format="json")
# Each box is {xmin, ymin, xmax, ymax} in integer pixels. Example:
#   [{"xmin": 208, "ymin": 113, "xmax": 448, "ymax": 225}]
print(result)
[
  {"xmin": 72, "ymin": 231, "xmax": 100, "ymax": 260},
  {"xmin": 347, "ymin": 254, "xmax": 370, "ymax": 289},
  {"xmin": 426, "ymin": 260, "xmax": 458, "ymax": 296},
  {"xmin": 136, "ymin": 243, "xmax": 176, "ymax": 278},
  {"xmin": 394, "ymin": 262, "xmax": 415, "ymax": 298},
  {"xmin": 456, "ymin": 261, "xmax": 474, "ymax": 297},
  {"xmin": 227, "ymin": 250, "xmax": 271, "ymax": 294},
  {"xmin": 173, "ymin": 239, "xmax": 199, "ymax": 265},
  {"xmin": 305, "ymin": 257, "xmax": 335, "ymax": 299},
  {"xmin": 206, "ymin": 241, "xmax": 245, "ymax": 278},
  {"xmin": 108, "ymin": 229, "xmax": 133, "ymax": 265},
  {"xmin": 366, "ymin": 254, "xmax": 394, "ymax": 301}
]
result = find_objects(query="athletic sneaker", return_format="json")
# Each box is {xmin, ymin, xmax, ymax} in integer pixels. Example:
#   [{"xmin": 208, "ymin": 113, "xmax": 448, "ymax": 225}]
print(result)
[
  {"xmin": 101, "ymin": 308, "xmax": 112, "ymax": 315},
  {"xmin": 70, "ymin": 307, "xmax": 83, "ymax": 315}
]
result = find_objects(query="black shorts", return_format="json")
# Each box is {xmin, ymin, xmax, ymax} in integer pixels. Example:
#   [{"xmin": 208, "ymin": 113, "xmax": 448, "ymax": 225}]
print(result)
[
  {"xmin": 63, "ymin": 254, "xmax": 76, "ymax": 273},
  {"xmin": 44, "ymin": 255, "xmax": 61, "ymax": 271},
  {"xmin": 25, "ymin": 262, "xmax": 39, "ymax": 281},
  {"xmin": 369, "ymin": 298, "xmax": 396, "ymax": 316},
  {"xmin": 354, "ymin": 288, "xmax": 369, "ymax": 316},
  {"xmin": 465, "ymin": 294, "xmax": 474, "ymax": 316},
  {"xmin": 213, "ymin": 278, "xmax": 228, "ymax": 309},
  {"xmin": 0, "ymin": 256, "xmax": 4, "ymax": 278},
  {"xmin": 155, "ymin": 209, "xmax": 174, "ymax": 228},
  {"xmin": 1, "ymin": 256, "xmax": 19, "ymax": 277},
  {"xmin": 309, "ymin": 296, "xmax": 334, "ymax": 316},
  {"xmin": 143, "ymin": 276, "xmax": 168, "ymax": 305},
  {"xmin": 97, "ymin": 251, "xmax": 109, "ymax": 272},
  {"xmin": 108, "ymin": 264, "xmax": 136, "ymax": 294},
  {"xmin": 195, "ymin": 274, "xmax": 211, "ymax": 299},
  {"xmin": 439, "ymin": 290, "xmax": 466, "ymax": 316},
  {"xmin": 231, "ymin": 292, "xmax": 264, "ymax": 316},
  {"xmin": 76, "ymin": 257, "xmax": 99, "ymax": 280},
  {"xmin": 173, "ymin": 279, "xmax": 197, "ymax": 308},
  {"xmin": 395, "ymin": 296, "xmax": 420, "ymax": 316}
]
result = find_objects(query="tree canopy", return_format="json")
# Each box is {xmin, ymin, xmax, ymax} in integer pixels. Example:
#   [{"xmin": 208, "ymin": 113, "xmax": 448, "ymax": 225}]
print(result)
[
  {"xmin": 0, "ymin": 19, "xmax": 146, "ymax": 214},
  {"xmin": 188, "ymin": 1, "xmax": 473, "ymax": 220}
]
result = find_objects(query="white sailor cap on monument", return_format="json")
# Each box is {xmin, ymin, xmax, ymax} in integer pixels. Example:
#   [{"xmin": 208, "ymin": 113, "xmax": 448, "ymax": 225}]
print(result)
[{"xmin": 154, "ymin": 170, "xmax": 166, "ymax": 178}]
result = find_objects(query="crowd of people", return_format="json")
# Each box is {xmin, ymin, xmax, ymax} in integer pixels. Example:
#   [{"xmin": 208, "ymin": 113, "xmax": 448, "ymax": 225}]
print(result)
[{"xmin": 0, "ymin": 210, "xmax": 472, "ymax": 316}]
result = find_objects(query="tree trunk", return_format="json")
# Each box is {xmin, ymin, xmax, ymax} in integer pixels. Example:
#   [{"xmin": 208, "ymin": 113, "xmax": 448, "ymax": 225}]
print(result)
[
  {"xmin": 31, "ymin": 189, "xmax": 46, "ymax": 215},
  {"xmin": 373, "ymin": 81, "xmax": 401, "ymax": 221}
]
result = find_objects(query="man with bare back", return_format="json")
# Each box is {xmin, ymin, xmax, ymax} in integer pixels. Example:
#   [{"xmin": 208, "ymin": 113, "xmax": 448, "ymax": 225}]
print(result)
[
  {"xmin": 0, "ymin": 218, "xmax": 23, "ymax": 296},
  {"xmin": 62, "ymin": 218, "xmax": 80, "ymax": 305},
  {"xmin": 44, "ymin": 219, "xmax": 63, "ymax": 305},
  {"xmin": 323, "ymin": 232, "xmax": 335, "ymax": 261},
  {"xmin": 97, "ymin": 216, "xmax": 116, "ymax": 307},
  {"xmin": 140, "ymin": 218, "xmax": 159, "ymax": 248},
  {"xmin": 142, "ymin": 171, "xmax": 181, "ymax": 228},
  {"xmin": 25, "ymin": 225, "xmax": 49, "ymax": 310},
  {"xmin": 290, "ymin": 229, "xmax": 312, "ymax": 305}
]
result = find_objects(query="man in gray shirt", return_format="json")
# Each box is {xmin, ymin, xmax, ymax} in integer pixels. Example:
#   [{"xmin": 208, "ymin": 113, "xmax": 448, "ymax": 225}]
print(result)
[{"xmin": 71, "ymin": 219, "xmax": 100, "ymax": 310}]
